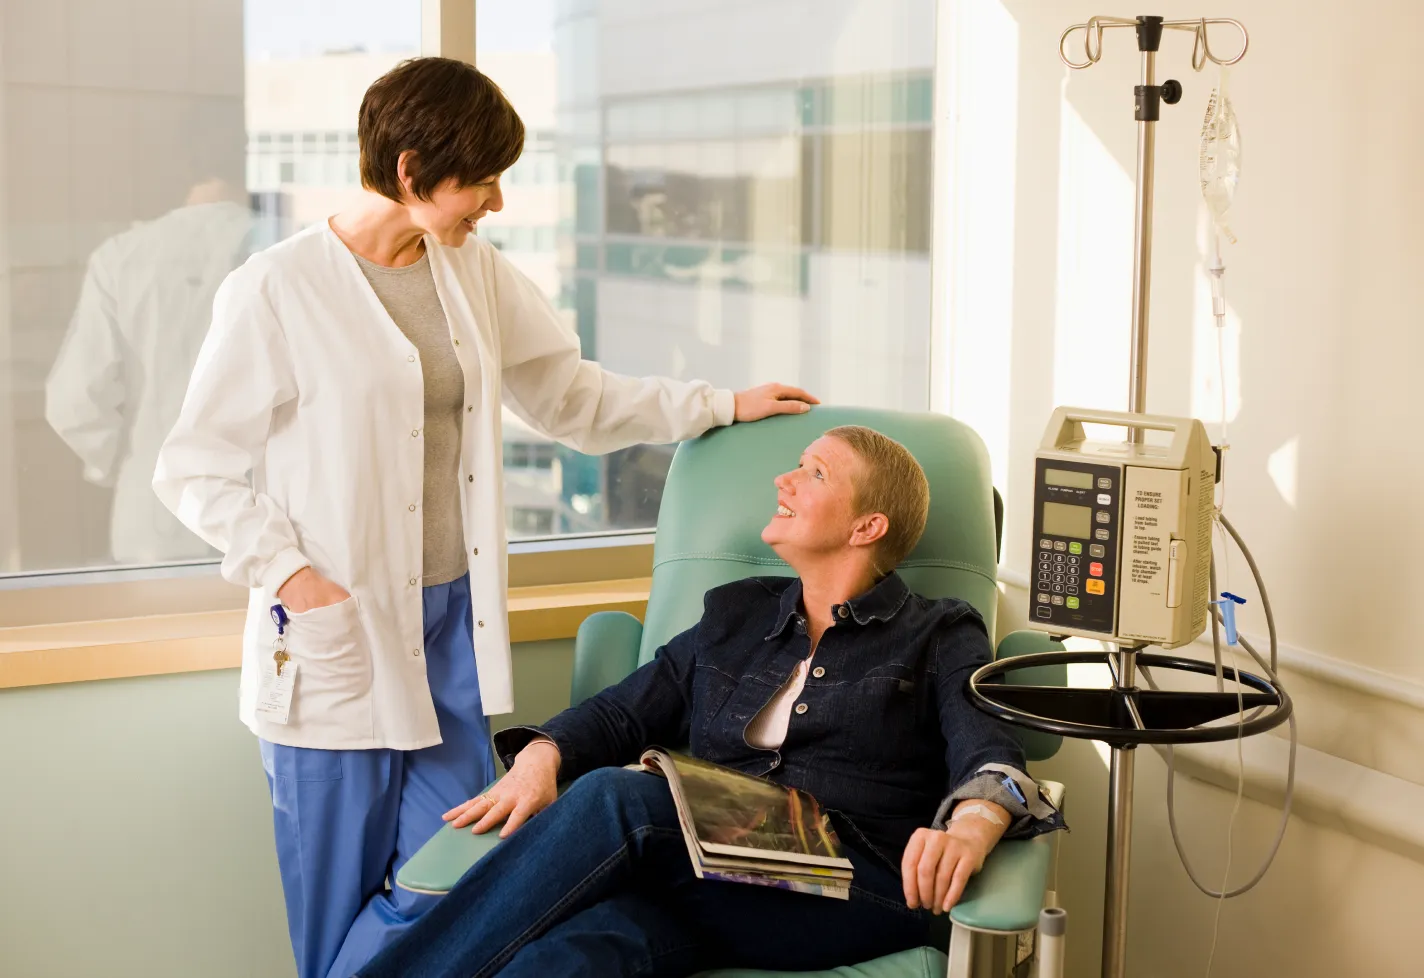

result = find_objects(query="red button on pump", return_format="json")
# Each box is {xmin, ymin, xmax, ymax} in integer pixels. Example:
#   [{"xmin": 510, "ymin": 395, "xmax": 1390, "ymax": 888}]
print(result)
[{"xmin": 1089, "ymin": 562, "xmax": 1103, "ymax": 578}]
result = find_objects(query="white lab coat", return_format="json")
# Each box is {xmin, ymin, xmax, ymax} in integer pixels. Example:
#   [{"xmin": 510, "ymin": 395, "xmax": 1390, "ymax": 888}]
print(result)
[
  {"xmin": 45, "ymin": 202, "xmax": 254, "ymax": 563},
  {"xmin": 154, "ymin": 223, "xmax": 733, "ymax": 750}
]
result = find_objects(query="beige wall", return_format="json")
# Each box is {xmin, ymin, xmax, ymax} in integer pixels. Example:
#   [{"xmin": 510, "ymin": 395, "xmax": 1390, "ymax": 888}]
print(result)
[{"xmin": 942, "ymin": 2, "xmax": 1424, "ymax": 975}]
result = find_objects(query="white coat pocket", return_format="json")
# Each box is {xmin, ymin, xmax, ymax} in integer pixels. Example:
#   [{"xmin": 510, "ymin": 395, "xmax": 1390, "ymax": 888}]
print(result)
[{"xmin": 286, "ymin": 596, "xmax": 374, "ymax": 738}]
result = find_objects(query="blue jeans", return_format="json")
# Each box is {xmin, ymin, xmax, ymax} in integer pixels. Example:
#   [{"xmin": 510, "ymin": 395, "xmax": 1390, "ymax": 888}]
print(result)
[
  {"xmin": 357, "ymin": 767, "xmax": 938, "ymax": 978},
  {"xmin": 262, "ymin": 574, "xmax": 496, "ymax": 978}
]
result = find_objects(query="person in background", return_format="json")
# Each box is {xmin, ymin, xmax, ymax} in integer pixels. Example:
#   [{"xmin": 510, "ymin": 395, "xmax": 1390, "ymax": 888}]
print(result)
[
  {"xmin": 46, "ymin": 177, "xmax": 252, "ymax": 564},
  {"xmin": 153, "ymin": 57, "xmax": 817, "ymax": 978},
  {"xmin": 358, "ymin": 426, "xmax": 1063, "ymax": 978}
]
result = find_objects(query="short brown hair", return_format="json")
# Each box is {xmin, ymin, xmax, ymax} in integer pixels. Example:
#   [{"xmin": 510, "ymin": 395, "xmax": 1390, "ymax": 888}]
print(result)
[
  {"xmin": 359, "ymin": 58, "xmax": 525, "ymax": 202},
  {"xmin": 826, "ymin": 426, "xmax": 931, "ymax": 572}
]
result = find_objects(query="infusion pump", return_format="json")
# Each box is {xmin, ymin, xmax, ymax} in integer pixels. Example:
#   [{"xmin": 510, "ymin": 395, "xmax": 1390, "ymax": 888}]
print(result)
[{"xmin": 1029, "ymin": 408, "xmax": 1217, "ymax": 649}]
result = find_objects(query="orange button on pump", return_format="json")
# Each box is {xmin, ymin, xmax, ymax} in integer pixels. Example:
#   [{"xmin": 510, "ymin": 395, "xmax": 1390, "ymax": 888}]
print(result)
[{"xmin": 1086, "ymin": 579, "xmax": 1105, "ymax": 595}]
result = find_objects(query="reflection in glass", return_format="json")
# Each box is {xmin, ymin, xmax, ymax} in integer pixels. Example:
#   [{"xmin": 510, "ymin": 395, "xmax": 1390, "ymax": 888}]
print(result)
[
  {"xmin": 0, "ymin": 1, "xmax": 419, "ymax": 574},
  {"xmin": 45, "ymin": 182, "xmax": 255, "ymax": 564}
]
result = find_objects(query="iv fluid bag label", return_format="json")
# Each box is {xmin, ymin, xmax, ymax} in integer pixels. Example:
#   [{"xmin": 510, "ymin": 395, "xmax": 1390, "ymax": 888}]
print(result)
[{"xmin": 1117, "ymin": 466, "xmax": 1187, "ymax": 644}]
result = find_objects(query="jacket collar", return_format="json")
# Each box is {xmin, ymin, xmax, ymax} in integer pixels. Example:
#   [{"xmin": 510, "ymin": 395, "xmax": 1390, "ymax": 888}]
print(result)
[{"xmin": 764, "ymin": 571, "xmax": 912, "ymax": 640}]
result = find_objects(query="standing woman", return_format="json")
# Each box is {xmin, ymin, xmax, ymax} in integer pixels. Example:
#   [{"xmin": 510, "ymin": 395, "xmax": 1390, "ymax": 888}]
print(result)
[{"xmin": 154, "ymin": 57, "xmax": 815, "ymax": 978}]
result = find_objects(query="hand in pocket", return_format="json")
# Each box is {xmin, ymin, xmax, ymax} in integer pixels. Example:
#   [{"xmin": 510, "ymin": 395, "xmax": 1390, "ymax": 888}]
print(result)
[{"xmin": 277, "ymin": 567, "xmax": 351, "ymax": 614}]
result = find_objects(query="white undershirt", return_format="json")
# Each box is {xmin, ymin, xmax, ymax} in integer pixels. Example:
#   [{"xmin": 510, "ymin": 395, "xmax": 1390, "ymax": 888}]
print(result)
[{"xmin": 745, "ymin": 653, "xmax": 815, "ymax": 750}]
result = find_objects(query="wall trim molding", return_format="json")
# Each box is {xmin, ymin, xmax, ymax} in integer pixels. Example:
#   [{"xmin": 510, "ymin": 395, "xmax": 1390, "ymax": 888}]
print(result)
[
  {"xmin": 997, "ymin": 567, "xmax": 1424, "ymax": 713},
  {"xmin": 1161, "ymin": 735, "xmax": 1424, "ymax": 866}
]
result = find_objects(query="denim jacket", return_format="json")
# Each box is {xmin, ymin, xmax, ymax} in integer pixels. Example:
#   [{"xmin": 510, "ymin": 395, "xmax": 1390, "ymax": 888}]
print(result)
[{"xmin": 496, "ymin": 572, "xmax": 1065, "ymax": 866}]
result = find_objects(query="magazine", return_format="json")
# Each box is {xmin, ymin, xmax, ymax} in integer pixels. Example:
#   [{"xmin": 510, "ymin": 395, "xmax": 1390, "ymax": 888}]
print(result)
[{"xmin": 636, "ymin": 748, "xmax": 854, "ymax": 900}]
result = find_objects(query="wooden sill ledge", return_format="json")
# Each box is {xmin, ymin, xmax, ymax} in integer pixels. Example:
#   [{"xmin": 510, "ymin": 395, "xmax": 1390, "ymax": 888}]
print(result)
[{"xmin": 0, "ymin": 578, "xmax": 651, "ymax": 690}]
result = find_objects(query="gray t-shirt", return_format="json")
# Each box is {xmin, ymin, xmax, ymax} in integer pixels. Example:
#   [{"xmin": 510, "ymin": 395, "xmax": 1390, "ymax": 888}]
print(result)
[{"xmin": 354, "ymin": 250, "xmax": 468, "ymax": 586}]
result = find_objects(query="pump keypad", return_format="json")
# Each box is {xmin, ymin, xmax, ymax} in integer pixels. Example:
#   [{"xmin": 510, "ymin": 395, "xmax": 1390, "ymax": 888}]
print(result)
[{"xmin": 1033, "ymin": 458, "xmax": 1121, "ymax": 632}]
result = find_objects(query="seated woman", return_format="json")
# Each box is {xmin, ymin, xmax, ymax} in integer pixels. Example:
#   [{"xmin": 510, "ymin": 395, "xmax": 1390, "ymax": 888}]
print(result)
[{"xmin": 358, "ymin": 425, "xmax": 1064, "ymax": 978}]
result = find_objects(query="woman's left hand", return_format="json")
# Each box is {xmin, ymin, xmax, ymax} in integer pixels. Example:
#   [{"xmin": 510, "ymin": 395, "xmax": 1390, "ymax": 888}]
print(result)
[
  {"xmin": 901, "ymin": 818, "xmax": 1001, "ymax": 914},
  {"xmin": 733, "ymin": 384, "xmax": 820, "ymax": 422}
]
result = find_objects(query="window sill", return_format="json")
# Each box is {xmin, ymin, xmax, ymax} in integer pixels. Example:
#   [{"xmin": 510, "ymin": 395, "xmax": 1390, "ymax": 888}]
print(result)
[{"xmin": 0, "ymin": 578, "xmax": 651, "ymax": 690}]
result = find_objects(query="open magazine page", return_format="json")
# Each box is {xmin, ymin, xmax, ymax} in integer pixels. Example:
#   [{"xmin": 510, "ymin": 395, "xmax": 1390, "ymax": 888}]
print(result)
[{"xmin": 639, "ymin": 748, "xmax": 852, "ymax": 900}]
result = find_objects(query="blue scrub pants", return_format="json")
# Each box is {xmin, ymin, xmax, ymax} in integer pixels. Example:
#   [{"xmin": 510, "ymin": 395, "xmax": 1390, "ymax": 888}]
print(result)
[{"xmin": 260, "ymin": 574, "xmax": 496, "ymax": 978}]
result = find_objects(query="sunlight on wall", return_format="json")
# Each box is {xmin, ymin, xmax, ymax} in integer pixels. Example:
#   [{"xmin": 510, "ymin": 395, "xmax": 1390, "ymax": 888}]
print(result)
[
  {"xmin": 1266, "ymin": 435, "xmax": 1299, "ymax": 509},
  {"xmin": 942, "ymin": 0, "xmax": 1019, "ymax": 491},
  {"xmin": 1053, "ymin": 92, "xmax": 1133, "ymax": 412}
]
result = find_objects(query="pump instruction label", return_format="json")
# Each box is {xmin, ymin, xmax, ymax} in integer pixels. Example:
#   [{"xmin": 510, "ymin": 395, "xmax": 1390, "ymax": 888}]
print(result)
[{"xmin": 1117, "ymin": 467, "xmax": 1185, "ymax": 644}]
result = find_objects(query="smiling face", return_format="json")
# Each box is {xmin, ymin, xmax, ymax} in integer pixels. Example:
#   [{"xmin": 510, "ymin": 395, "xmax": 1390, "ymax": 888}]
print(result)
[
  {"xmin": 761, "ymin": 435, "xmax": 888, "ymax": 570},
  {"xmin": 402, "ymin": 169, "xmax": 505, "ymax": 247}
]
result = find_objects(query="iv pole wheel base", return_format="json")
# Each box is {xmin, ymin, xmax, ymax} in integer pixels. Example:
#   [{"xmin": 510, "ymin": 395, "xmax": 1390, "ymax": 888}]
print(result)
[{"xmin": 967, "ymin": 650, "xmax": 1293, "ymax": 747}]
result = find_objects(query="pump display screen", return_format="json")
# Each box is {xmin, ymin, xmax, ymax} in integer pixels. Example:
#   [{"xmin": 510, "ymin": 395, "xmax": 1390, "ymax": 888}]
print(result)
[
  {"xmin": 1042, "ymin": 501, "xmax": 1092, "ymax": 539},
  {"xmin": 1044, "ymin": 468, "xmax": 1094, "ymax": 489}
]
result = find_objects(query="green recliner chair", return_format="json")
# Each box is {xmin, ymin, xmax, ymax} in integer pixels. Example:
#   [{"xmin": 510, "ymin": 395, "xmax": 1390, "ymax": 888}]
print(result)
[{"xmin": 398, "ymin": 407, "xmax": 1067, "ymax": 978}]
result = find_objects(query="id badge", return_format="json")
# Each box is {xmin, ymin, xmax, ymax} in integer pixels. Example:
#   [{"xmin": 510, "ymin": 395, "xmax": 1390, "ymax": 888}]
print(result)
[
  {"xmin": 258, "ymin": 603, "xmax": 297, "ymax": 724},
  {"xmin": 256, "ymin": 659, "xmax": 298, "ymax": 724}
]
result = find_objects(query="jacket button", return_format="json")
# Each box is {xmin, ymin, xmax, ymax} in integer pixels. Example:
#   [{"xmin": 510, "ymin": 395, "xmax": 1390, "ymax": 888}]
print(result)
[
  {"xmin": 408, "ymin": 504, "xmax": 417, "ymax": 512},
  {"xmin": 408, "ymin": 355, "xmax": 416, "ymax": 362},
  {"xmin": 477, "ymin": 620, "xmax": 485, "ymax": 628},
  {"xmin": 413, "ymin": 648, "xmax": 421, "ymax": 657},
  {"xmin": 794, "ymin": 702, "xmax": 808, "ymax": 715},
  {"xmin": 812, "ymin": 666, "xmax": 825, "ymax": 679},
  {"xmin": 454, "ymin": 339, "xmax": 460, "ymax": 346},
  {"xmin": 836, "ymin": 606, "xmax": 850, "ymax": 619},
  {"xmin": 412, "ymin": 429, "xmax": 420, "ymax": 438},
  {"xmin": 467, "ymin": 405, "xmax": 473, "ymax": 412},
  {"xmin": 472, "ymin": 547, "xmax": 479, "ymax": 556},
  {"xmin": 468, "ymin": 475, "xmax": 474, "ymax": 482},
  {"xmin": 409, "ymin": 578, "xmax": 417, "ymax": 586}
]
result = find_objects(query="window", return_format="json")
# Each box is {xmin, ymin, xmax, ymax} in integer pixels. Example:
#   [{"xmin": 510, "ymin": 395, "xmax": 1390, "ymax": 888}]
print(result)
[
  {"xmin": 479, "ymin": 0, "xmax": 937, "ymax": 539},
  {"xmin": 0, "ymin": 0, "xmax": 421, "ymax": 576},
  {"xmin": 0, "ymin": 0, "xmax": 937, "ymax": 579}
]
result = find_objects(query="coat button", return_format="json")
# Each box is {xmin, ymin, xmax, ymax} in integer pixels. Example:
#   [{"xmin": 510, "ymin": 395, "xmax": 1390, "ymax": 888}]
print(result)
[
  {"xmin": 408, "ymin": 504, "xmax": 417, "ymax": 512},
  {"xmin": 412, "ymin": 429, "xmax": 420, "ymax": 437},
  {"xmin": 794, "ymin": 702, "xmax": 808, "ymax": 715},
  {"xmin": 413, "ymin": 648, "xmax": 421, "ymax": 657},
  {"xmin": 477, "ymin": 620, "xmax": 485, "ymax": 628},
  {"xmin": 454, "ymin": 339, "xmax": 460, "ymax": 346},
  {"xmin": 467, "ymin": 405, "xmax": 473, "ymax": 412},
  {"xmin": 836, "ymin": 606, "xmax": 850, "ymax": 619},
  {"xmin": 812, "ymin": 666, "xmax": 825, "ymax": 679},
  {"xmin": 472, "ymin": 547, "xmax": 479, "ymax": 556},
  {"xmin": 468, "ymin": 475, "xmax": 474, "ymax": 482},
  {"xmin": 408, "ymin": 355, "xmax": 416, "ymax": 362},
  {"xmin": 409, "ymin": 578, "xmax": 417, "ymax": 586}
]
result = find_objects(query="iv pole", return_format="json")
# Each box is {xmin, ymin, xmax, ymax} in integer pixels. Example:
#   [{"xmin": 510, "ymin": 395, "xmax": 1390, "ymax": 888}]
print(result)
[{"xmin": 1064, "ymin": 16, "xmax": 1249, "ymax": 978}]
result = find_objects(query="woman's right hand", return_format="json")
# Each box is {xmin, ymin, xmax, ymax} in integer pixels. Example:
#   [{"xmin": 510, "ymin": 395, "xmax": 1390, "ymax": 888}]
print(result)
[
  {"xmin": 444, "ymin": 740, "xmax": 561, "ymax": 838},
  {"xmin": 277, "ymin": 567, "xmax": 352, "ymax": 614}
]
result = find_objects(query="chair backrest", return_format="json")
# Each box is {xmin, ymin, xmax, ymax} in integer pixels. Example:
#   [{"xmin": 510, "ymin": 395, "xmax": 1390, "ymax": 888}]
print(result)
[{"xmin": 639, "ymin": 407, "xmax": 1001, "ymax": 665}]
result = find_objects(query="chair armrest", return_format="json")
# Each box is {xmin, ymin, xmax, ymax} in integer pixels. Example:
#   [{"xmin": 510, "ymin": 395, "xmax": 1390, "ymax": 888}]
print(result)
[
  {"xmin": 571, "ymin": 611, "xmax": 644, "ymax": 707},
  {"xmin": 950, "ymin": 781, "xmax": 1065, "ymax": 933},
  {"xmin": 395, "ymin": 776, "xmax": 505, "ymax": 895},
  {"xmin": 993, "ymin": 630, "xmax": 1067, "ymax": 762}
]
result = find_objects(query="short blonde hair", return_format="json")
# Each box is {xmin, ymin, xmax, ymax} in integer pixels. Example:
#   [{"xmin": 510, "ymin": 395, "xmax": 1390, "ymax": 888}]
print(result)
[{"xmin": 825, "ymin": 426, "xmax": 930, "ymax": 572}]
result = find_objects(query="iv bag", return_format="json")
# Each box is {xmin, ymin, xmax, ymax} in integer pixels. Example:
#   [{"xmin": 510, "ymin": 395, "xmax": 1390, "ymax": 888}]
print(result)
[{"xmin": 1199, "ymin": 69, "xmax": 1241, "ymax": 243}]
